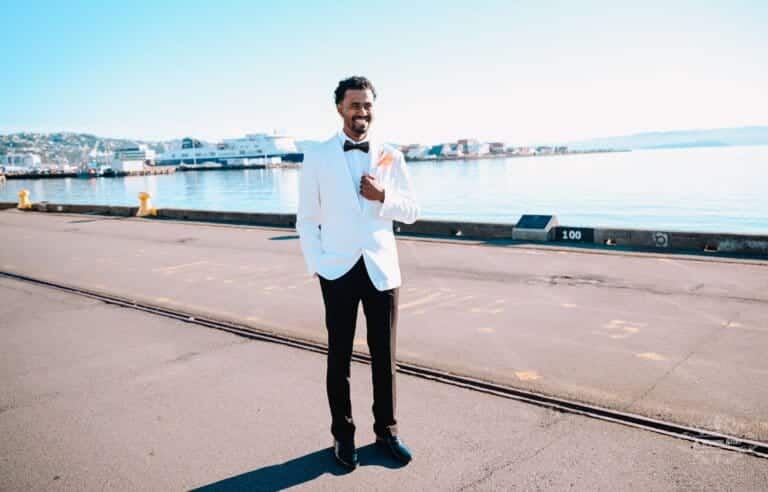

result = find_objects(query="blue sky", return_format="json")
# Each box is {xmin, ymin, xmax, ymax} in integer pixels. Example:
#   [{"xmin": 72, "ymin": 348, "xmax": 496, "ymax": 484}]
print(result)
[{"xmin": 1, "ymin": 0, "xmax": 766, "ymax": 145}]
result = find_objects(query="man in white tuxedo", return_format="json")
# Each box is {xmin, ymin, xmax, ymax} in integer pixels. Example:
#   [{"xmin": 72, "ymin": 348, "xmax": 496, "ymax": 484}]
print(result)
[{"xmin": 296, "ymin": 76, "xmax": 419, "ymax": 470}]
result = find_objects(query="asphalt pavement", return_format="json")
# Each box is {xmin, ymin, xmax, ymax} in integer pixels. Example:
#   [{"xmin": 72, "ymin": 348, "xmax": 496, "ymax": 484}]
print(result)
[
  {"xmin": 1, "ymin": 276, "xmax": 767, "ymax": 491},
  {"xmin": 1, "ymin": 209, "xmax": 767, "ymax": 443}
]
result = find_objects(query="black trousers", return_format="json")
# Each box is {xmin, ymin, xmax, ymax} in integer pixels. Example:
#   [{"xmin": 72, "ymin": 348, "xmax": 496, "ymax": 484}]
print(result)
[{"xmin": 318, "ymin": 256, "xmax": 399, "ymax": 441}]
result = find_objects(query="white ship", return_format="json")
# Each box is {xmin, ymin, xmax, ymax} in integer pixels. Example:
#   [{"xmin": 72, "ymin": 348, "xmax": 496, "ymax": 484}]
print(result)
[{"xmin": 155, "ymin": 133, "xmax": 303, "ymax": 166}]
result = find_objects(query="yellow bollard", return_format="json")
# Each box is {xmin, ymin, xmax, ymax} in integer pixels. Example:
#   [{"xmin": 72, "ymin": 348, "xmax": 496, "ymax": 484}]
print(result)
[
  {"xmin": 137, "ymin": 191, "xmax": 157, "ymax": 217},
  {"xmin": 17, "ymin": 189, "xmax": 32, "ymax": 209}
]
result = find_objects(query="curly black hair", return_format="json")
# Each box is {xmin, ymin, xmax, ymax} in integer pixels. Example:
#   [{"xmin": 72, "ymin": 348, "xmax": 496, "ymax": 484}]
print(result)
[{"xmin": 334, "ymin": 76, "xmax": 377, "ymax": 105}]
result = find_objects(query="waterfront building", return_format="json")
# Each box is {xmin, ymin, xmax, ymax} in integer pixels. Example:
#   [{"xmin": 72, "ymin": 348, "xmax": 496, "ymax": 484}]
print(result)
[
  {"xmin": 489, "ymin": 142, "xmax": 507, "ymax": 154},
  {"xmin": 457, "ymin": 139, "xmax": 474, "ymax": 152},
  {"xmin": 440, "ymin": 143, "xmax": 464, "ymax": 157},
  {"xmin": 457, "ymin": 139, "xmax": 489, "ymax": 156},
  {"xmin": 536, "ymin": 146, "xmax": 554, "ymax": 155},
  {"xmin": 405, "ymin": 145, "xmax": 431, "ymax": 160},
  {"xmin": 112, "ymin": 144, "xmax": 155, "ymax": 172},
  {"xmin": 115, "ymin": 145, "xmax": 156, "ymax": 164},
  {"xmin": 513, "ymin": 147, "xmax": 536, "ymax": 156},
  {"xmin": 433, "ymin": 143, "xmax": 462, "ymax": 158},
  {"xmin": 1, "ymin": 152, "xmax": 42, "ymax": 168},
  {"xmin": 465, "ymin": 142, "xmax": 490, "ymax": 157}
]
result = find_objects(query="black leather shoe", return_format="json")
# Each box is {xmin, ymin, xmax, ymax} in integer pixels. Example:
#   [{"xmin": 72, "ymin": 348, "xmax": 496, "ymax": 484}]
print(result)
[
  {"xmin": 333, "ymin": 439, "xmax": 358, "ymax": 470},
  {"xmin": 376, "ymin": 435, "xmax": 413, "ymax": 464}
]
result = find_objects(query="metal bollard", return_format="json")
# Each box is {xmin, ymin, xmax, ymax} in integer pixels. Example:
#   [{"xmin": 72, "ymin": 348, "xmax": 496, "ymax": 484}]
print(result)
[
  {"xmin": 17, "ymin": 189, "xmax": 32, "ymax": 209},
  {"xmin": 137, "ymin": 191, "xmax": 157, "ymax": 217}
]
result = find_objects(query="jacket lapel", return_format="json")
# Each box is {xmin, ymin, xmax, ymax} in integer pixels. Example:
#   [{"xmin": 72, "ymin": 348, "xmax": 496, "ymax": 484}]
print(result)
[
  {"xmin": 367, "ymin": 141, "xmax": 380, "ymax": 177},
  {"xmin": 326, "ymin": 137, "xmax": 362, "ymax": 214},
  {"xmin": 357, "ymin": 141, "xmax": 380, "ymax": 215}
]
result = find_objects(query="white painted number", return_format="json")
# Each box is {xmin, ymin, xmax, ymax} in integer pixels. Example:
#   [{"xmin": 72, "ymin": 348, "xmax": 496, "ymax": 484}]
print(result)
[{"xmin": 562, "ymin": 230, "xmax": 582, "ymax": 241}]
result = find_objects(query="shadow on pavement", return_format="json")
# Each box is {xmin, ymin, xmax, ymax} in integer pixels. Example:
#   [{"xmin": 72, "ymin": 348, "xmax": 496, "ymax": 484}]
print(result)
[
  {"xmin": 268, "ymin": 234, "xmax": 300, "ymax": 241},
  {"xmin": 192, "ymin": 443, "xmax": 406, "ymax": 491}
]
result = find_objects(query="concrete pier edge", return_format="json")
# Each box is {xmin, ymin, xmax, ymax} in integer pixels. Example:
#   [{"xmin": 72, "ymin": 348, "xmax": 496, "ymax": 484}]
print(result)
[{"xmin": 3, "ymin": 201, "xmax": 767, "ymax": 258}]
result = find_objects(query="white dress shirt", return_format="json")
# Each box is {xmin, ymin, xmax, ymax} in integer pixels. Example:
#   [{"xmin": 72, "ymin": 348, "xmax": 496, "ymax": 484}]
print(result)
[{"xmin": 338, "ymin": 130, "xmax": 371, "ymax": 210}]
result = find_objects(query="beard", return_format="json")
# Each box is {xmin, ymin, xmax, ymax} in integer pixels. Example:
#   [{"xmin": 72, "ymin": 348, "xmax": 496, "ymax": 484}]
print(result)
[{"xmin": 348, "ymin": 117, "xmax": 370, "ymax": 136}]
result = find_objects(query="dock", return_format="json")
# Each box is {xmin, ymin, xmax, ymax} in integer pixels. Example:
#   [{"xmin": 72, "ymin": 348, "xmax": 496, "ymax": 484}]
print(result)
[
  {"xmin": 1, "ymin": 162, "xmax": 301, "ymax": 180},
  {"xmin": 1, "ymin": 209, "xmax": 767, "ymax": 490},
  {"xmin": 2, "ymin": 166, "xmax": 177, "ymax": 180}
]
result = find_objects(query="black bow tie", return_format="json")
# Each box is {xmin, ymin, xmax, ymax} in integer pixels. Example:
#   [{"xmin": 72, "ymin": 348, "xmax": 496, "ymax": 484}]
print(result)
[{"xmin": 343, "ymin": 140, "xmax": 369, "ymax": 153}]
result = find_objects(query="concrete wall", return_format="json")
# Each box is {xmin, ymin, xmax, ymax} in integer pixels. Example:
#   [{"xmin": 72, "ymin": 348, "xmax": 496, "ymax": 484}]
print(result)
[
  {"xmin": 5, "ymin": 202, "xmax": 767, "ymax": 258},
  {"xmin": 396, "ymin": 220, "xmax": 513, "ymax": 239},
  {"xmin": 586, "ymin": 227, "xmax": 768, "ymax": 256},
  {"xmin": 29, "ymin": 203, "xmax": 137, "ymax": 216},
  {"xmin": 156, "ymin": 208, "xmax": 296, "ymax": 228}
]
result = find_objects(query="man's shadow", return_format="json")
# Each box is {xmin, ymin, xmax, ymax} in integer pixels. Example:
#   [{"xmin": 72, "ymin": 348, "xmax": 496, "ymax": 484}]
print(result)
[{"xmin": 191, "ymin": 443, "xmax": 406, "ymax": 491}]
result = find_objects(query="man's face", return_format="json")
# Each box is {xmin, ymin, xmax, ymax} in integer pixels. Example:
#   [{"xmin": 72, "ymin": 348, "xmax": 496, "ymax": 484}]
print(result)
[{"xmin": 337, "ymin": 89, "xmax": 375, "ymax": 140}]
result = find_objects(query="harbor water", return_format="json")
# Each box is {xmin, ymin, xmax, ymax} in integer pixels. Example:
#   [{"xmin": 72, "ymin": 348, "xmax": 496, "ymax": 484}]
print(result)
[{"xmin": 2, "ymin": 146, "xmax": 767, "ymax": 234}]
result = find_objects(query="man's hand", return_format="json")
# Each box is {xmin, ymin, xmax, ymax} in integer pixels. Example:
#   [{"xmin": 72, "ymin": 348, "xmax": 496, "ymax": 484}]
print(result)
[{"xmin": 360, "ymin": 174, "xmax": 385, "ymax": 202}]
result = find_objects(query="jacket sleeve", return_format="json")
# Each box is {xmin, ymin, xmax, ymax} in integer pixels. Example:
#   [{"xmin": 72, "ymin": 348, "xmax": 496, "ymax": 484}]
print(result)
[
  {"xmin": 296, "ymin": 150, "xmax": 323, "ymax": 274},
  {"xmin": 378, "ymin": 151, "xmax": 420, "ymax": 224}
]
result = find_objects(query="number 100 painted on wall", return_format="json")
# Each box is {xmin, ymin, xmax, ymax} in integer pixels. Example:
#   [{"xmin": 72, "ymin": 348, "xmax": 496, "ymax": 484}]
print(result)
[{"xmin": 554, "ymin": 227, "xmax": 594, "ymax": 243}]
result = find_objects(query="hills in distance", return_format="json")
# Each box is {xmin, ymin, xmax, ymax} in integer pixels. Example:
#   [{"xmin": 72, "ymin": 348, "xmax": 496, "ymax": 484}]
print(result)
[
  {"xmin": 566, "ymin": 126, "xmax": 768, "ymax": 151},
  {"xmin": 300, "ymin": 126, "xmax": 768, "ymax": 152}
]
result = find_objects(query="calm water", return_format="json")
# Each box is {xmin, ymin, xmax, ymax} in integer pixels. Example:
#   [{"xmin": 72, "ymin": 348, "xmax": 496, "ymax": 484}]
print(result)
[{"xmin": 2, "ymin": 146, "xmax": 767, "ymax": 233}]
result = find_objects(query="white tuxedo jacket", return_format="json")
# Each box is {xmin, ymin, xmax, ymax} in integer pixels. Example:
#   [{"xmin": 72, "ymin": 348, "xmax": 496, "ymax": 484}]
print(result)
[{"xmin": 296, "ymin": 135, "xmax": 420, "ymax": 291}]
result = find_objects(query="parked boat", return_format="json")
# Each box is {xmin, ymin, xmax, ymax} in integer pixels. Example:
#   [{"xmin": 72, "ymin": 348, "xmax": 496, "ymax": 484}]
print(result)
[
  {"xmin": 77, "ymin": 164, "xmax": 113, "ymax": 178},
  {"xmin": 155, "ymin": 133, "xmax": 303, "ymax": 166}
]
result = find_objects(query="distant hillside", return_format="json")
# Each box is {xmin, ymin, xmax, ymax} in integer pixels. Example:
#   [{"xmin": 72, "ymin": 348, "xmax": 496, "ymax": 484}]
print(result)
[
  {"xmin": 567, "ymin": 126, "xmax": 768, "ymax": 151},
  {"xmin": 0, "ymin": 132, "xmax": 166, "ymax": 165}
]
